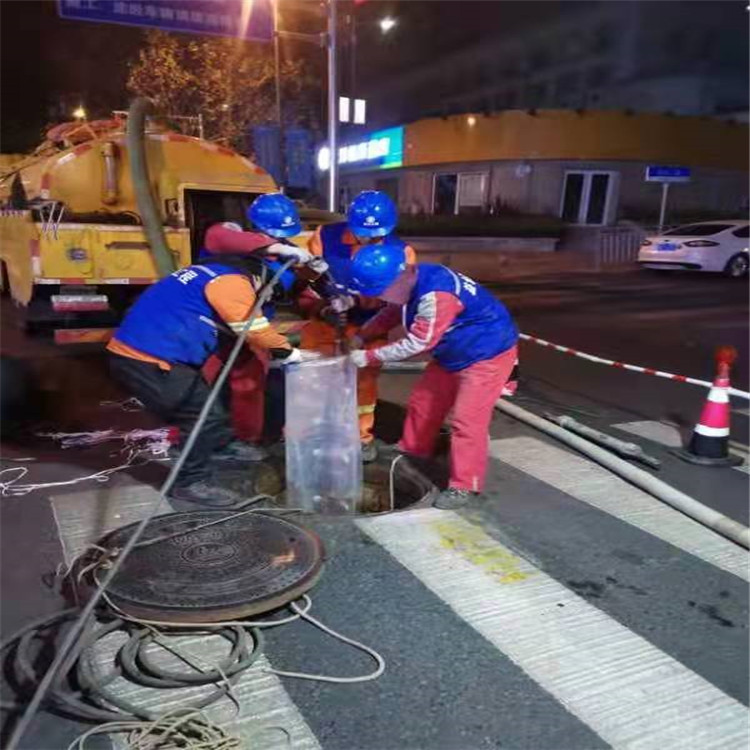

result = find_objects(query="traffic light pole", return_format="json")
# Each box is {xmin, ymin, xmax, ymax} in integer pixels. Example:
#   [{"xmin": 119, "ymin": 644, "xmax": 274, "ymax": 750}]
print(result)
[{"xmin": 273, "ymin": 0, "xmax": 338, "ymax": 211}]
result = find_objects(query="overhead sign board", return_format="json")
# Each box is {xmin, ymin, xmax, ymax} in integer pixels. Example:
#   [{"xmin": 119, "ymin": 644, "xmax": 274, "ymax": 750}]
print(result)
[
  {"xmin": 645, "ymin": 165, "xmax": 691, "ymax": 183},
  {"xmin": 58, "ymin": 0, "xmax": 273, "ymax": 42},
  {"xmin": 317, "ymin": 126, "xmax": 404, "ymax": 172}
]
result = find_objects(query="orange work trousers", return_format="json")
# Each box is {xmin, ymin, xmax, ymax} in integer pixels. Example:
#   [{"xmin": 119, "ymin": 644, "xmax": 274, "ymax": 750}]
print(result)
[{"xmin": 300, "ymin": 318, "xmax": 380, "ymax": 444}]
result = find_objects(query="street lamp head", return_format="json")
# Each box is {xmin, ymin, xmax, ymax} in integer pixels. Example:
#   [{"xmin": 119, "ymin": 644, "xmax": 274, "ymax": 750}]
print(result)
[
  {"xmin": 379, "ymin": 16, "xmax": 397, "ymax": 34},
  {"xmin": 72, "ymin": 106, "xmax": 86, "ymax": 120}
]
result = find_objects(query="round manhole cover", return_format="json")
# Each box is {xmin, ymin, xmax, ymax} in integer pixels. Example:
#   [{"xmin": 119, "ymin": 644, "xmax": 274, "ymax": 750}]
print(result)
[{"xmin": 97, "ymin": 511, "xmax": 325, "ymax": 622}]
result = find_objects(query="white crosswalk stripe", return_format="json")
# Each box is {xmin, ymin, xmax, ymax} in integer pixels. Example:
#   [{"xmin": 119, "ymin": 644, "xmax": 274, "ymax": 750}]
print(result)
[
  {"xmin": 613, "ymin": 420, "xmax": 749, "ymax": 474},
  {"xmin": 358, "ymin": 509, "xmax": 749, "ymax": 750},
  {"xmin": 490, "ymin": 436, "xmax": 749, "ymax": 581}
]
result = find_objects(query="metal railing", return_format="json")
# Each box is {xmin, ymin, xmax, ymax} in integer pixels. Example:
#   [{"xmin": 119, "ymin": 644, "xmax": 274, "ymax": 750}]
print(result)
[{"xmin": 596, "ymin": 226, "xmax": 645, "ymax": 269}]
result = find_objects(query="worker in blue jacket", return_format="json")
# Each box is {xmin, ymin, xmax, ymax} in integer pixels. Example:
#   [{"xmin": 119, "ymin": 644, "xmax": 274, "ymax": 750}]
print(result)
[
  {"xmin": 347, "ymin": 241, "xmax": 519, "ymax": 509},
  {"xmin": 108, "ymin": 248, "xmax": 319, "ymax": 508}
]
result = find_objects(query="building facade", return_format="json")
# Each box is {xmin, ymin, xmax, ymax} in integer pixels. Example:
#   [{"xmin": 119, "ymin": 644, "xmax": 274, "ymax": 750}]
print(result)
[{"xmin": 322, "ymin": 111, "xmax": 748, "ymax": 226}]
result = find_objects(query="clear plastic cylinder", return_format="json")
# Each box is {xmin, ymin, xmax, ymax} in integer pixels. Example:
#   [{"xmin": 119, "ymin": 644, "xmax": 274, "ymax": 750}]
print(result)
[{"xmin": 284, "ymin": 356, "xmax": 362, "ymax": 513}]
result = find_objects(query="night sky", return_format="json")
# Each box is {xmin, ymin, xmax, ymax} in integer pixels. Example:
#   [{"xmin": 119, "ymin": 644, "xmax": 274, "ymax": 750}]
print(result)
[
  {"xmin": 0, "ymin": 0, "xmax": 634, "ymax": 153},
  {"xmin": 0, "ymin": 0, "xmax": 581, "ymax": 152}
]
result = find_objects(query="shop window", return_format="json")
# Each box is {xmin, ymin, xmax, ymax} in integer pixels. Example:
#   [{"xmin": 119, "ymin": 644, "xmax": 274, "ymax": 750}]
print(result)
[
  {"xmin": 457, "ymin": 173, "xmax": 488, "ymax": 214},
  {"xmin": 432, "ymin": 172, "xmax": 488, "ymax": 215},
  {"xmin": 560, "ymin": 170, "xmax": 616, "ymax": 225},
  {"xmin": 433, "ymin": 174, "xmax": 458, "ymax": 215}
]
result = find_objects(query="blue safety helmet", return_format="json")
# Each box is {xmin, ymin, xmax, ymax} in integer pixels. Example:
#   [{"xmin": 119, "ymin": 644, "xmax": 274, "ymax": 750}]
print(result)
[
  {"xmin": 263, "ymin": 258, "xmax": 296, "ymax": 293},
  {"xmin": 347, "ymin": 190, "xmax": 397, "ymax": 239},
  {"xmin": 248, "ymin": 193, "xmax": 301, "ymax": 238},
  {"xmin": 349, "ymin": 239, "xmax": 407, "ymax": 296}
]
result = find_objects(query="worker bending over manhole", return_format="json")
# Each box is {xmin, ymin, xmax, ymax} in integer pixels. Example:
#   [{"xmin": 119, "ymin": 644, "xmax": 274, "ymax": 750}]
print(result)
[
  {"xmin": 299, "ymin": 190, "xmax": 417, "ymax": 464},
  {"xmin": 347, "ymin": 242, "xmax": 519, "ymax": 510}
]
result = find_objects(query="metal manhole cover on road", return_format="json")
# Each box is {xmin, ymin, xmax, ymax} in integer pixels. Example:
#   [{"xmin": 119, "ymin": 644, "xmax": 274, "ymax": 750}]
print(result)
[{"xmin": 96, "ymin": 511, "xmax": 325, "ymax": 622}]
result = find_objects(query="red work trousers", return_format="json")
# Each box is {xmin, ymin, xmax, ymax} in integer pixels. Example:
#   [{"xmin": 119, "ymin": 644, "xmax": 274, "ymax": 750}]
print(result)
[
  {"xmin": 399, "ymin": 345, "xmax": 518, "ymax": 493},
  {"xmin": 203, "ymin": 348, "xmax": 267, "ymax": 443}
]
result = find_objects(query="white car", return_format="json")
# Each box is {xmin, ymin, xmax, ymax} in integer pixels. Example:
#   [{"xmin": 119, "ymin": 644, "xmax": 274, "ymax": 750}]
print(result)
[{"xmin": 638, "ymin": 220, "xmax": 749, "ymax": 278}]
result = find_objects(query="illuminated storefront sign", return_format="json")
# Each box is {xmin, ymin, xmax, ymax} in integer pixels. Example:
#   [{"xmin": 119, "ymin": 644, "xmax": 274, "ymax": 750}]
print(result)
[{"xmin": 317, "ymin": 126, "xmax": 404, "ymax": 171}]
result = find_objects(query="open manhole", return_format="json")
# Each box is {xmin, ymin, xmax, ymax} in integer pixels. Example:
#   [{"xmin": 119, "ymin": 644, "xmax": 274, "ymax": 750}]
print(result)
[
  {"xmin": 274, "ymin": 454, "xmax": 437, "ymax": 514},
  {"xmin": 359, "ymin": 457, "xmax": 437, "ymax": 513},
  {"xmin": 93, "ymin": 511, "xmax": 324, "ymax": 623}
]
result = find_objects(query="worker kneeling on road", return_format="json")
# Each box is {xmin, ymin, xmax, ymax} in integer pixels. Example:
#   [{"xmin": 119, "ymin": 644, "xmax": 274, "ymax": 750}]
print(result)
[
  {"xmin": 347, "ymin": 242, "xmax": 519, "ymax": 510},
  {"xmin": 107, "ymin": 251, "xmax": 319, "ymax": 508},
  {"xmin": 300, "ymin": 191, "xmax": 416, "ymax": 463}
]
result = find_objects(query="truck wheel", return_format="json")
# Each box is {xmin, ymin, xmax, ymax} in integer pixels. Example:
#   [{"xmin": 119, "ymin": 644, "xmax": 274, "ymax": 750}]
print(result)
[{"xmin": 724, "ymin": 254, "xmax": 749, "ymax": 278}]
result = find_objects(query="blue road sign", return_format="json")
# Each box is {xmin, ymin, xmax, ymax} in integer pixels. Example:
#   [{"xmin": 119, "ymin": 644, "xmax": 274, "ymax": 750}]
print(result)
[
  {"xmin": 252, "ymin": 125, "xmax": 281, "ymax": 183},
  {"xmin": 285, "ymin": 128, "xmax": 313, "ymax": 189},
  {"xmin": 251, "ymin": 126, "xmax": 315, "ymax": 189},
  {"xmin": 645, "ymin": 165, "xmax": 692, "ymax": 183},
  {"xmin": 58, "ymin": 0, "xmax": 273, "ymax": 43}
]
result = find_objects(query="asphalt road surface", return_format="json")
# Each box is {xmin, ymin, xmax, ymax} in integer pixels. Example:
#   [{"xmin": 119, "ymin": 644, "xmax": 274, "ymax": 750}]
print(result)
[{"xmin": 1, "ymin": 268, "xmax": 748, "ymax": 749}]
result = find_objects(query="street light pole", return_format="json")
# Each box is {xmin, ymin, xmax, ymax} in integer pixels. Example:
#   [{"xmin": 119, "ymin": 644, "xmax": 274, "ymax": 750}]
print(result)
[
  {"xmin": 327, "ymin": 0, "xmax": 339, "ymax": 212},
  {"xmin": 273, "ymin": 0, "xmax": 286, "ymax": 190},
  {"xmin": 658, "ymin": 182, "xmax": 670, "ymax": 234}
]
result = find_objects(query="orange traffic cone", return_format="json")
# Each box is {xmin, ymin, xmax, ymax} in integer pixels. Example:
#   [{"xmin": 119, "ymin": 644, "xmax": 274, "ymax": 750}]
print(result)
[{"xmin": 674, "ymin": 346, "xmax": 742, "ymax": 467}]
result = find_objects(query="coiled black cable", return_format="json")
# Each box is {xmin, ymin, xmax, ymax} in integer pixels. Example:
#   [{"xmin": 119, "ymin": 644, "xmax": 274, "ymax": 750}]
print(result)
[{"xmin": 1, "ymin": 608, "xmax": 264, "ymax": 724}]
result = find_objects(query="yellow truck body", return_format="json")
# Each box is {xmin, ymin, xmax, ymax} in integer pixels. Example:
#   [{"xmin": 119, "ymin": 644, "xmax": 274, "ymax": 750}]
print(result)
[{"xmin": 0, "ymin": 119, "xmax": 280, "ymax": 340}]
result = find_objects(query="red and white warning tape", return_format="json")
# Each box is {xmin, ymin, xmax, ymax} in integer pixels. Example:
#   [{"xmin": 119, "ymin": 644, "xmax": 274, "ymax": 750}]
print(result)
[{"xmin": 519, "ymin": 333, "xmax": 750, "ymax": 401}]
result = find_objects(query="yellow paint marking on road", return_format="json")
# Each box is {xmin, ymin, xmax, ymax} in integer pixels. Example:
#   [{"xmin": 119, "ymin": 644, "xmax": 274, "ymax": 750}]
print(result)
[{"xmin": 431, "ymin": 519, "xmax": 533, "ymax": 584}]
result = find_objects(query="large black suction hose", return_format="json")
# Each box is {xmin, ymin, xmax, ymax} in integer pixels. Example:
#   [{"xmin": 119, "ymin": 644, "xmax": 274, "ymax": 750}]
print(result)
[{"xmin": 126, "ymin": 97, "xmax": 176, "ymax": 277}]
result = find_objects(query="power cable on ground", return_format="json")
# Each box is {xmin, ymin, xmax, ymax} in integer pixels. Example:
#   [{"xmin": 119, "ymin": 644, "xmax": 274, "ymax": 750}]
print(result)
[{"xmin": 4, "ymin": 260, "xmax": 297, "ymax": 750}]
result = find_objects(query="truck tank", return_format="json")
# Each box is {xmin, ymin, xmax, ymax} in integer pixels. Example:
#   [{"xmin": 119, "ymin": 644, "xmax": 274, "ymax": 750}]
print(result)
[{"xmin": 0, "ymin": 113, "xmax": 277, "ymax": 342}]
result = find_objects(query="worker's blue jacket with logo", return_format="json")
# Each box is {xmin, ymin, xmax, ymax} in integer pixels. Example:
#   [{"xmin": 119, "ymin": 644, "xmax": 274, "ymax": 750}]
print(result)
[
  {"xmin": 115, "ymin": 263, "xmax": 270, "ymax": 366},
  {"xmin": 406, "ymin": 264, "xmax": 518, "ymax": 371},
  {"xmin": 320, "ymin": 221, "xmax": 407, "ymax": 325}
]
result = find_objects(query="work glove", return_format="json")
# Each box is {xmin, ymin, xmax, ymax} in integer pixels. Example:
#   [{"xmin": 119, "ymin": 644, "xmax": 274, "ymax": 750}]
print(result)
[
  {"xmin": 306, "ymin": 257, "xmax": 329, "ymax": 275},
  {"xmin": 348, "ymin": 349, "xmax": 370, "ymax": 368},
  {"xmin": 267, "ymin": 243, "xmax": 313, "ymax": 265},
  {"xmin": 269, "ymin": 348, "xmax": 323, "ymax": 368}
]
